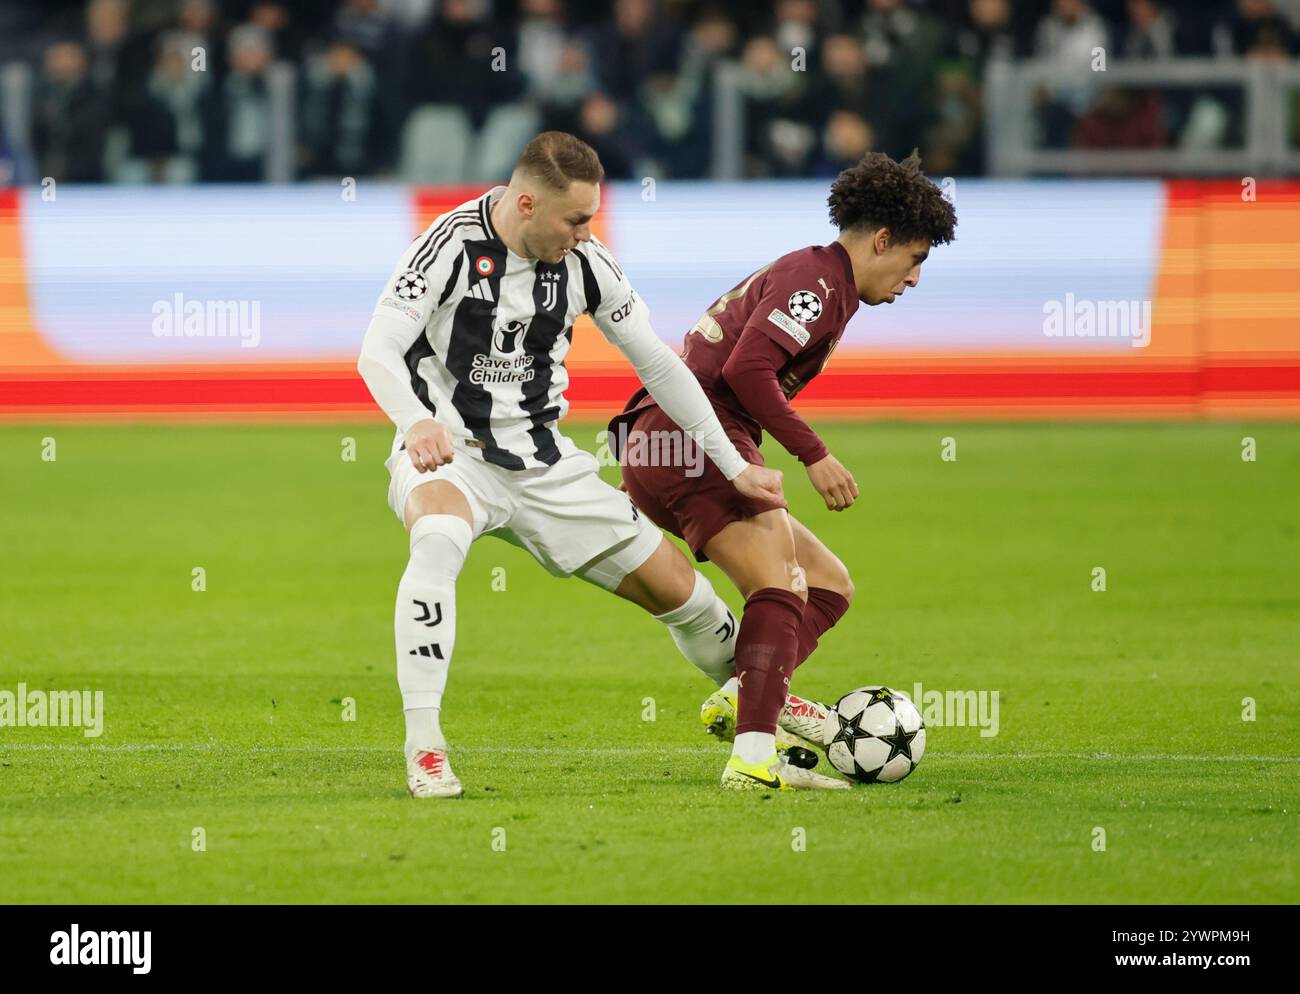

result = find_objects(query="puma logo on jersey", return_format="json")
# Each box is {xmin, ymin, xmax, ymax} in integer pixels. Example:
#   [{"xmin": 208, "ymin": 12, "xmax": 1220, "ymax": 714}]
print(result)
[{"xmin": 818, "ymin": 277, "xmax": 835, "ymax": 296}]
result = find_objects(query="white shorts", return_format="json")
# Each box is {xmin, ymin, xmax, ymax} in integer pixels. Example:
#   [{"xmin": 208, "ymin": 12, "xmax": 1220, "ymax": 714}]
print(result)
[{"xmin": 385, "ymin": 432, "xmax": 662, "ymax": 591}]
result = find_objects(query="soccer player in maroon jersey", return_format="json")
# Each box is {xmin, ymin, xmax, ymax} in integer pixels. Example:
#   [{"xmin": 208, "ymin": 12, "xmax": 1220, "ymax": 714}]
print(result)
[{"xmin": 609, "ymin": 151, "xmax": 957, "ymax": 790}]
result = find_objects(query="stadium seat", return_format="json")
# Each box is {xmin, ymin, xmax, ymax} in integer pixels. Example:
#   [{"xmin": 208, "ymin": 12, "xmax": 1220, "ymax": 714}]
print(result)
[
  {"xmin": 102, "ymin": 125, "xmax": 132, "ymax": 182},
  {"xmin": 399, "ymin": 105, "xmax": 473, "ymax": 183},
  {"xmin": 109, "ymin": 156, "xmax": 199, "ymax": 185},
  {"xmin": 471, "ymin": 103, "xmax": 542, "ymax": 183}
]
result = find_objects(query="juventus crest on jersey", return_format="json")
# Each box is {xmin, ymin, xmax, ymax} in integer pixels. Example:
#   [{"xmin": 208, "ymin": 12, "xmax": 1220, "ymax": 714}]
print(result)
[{"xmin": 373, "ymin": 185, "xmax": 641, "ymax": 471}]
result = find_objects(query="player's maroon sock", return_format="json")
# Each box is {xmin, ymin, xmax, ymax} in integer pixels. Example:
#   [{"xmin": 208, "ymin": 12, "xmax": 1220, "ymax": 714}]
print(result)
[
  {"xmin": 793, "ymin": 587, "xmax": 851, "ymax": 669},
  {"xmin": 734, "ymin": 587, "xmax": 805, "ymax": 736}
]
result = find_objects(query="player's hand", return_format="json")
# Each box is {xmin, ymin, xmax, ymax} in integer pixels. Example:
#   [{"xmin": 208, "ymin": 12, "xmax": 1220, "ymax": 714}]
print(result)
[
  {"xmin": 404, "ymin": 418, "xmax": 456, "ymax": 472},
  {"xmin": 807, "ymin": 454, "xmax": 858, "ymax": 511},
  {"xmin": 732, "ymin": 463, "xmax": 785, "ymax": 505}
]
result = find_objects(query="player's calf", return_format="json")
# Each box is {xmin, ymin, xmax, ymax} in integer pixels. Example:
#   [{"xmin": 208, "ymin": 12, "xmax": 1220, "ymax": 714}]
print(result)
[
  {"xmin": 396, "ymin": 505, "xmax": 473, "ymax": 796},
  {"xmin": 607, "ymin": 536, "xmax": 739, "ymax": 687},
  {"xmin": 788, "ymin": 516, "xmax": 854, "ymax": 666}
]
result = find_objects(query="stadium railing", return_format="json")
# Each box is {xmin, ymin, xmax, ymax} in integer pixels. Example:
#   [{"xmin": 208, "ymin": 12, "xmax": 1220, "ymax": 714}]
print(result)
[{"xmin": 983, "ymin": 57, "xmax": 1300, "ymax": 177}]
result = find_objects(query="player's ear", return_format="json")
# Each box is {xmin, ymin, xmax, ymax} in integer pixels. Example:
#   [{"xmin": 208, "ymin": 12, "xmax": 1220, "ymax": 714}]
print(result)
[
  {"xmin": 516, "ymin": 191, "xmax": 536, "ymax": 219},
  {"xmin": 873, "ymin": 227, "xmax": 892, "ymax": 255}
]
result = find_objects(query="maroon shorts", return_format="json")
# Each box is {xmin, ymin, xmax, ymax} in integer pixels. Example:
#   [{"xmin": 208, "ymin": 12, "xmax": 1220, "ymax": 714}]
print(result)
[{"xmin": 618, "ymin": 403, "xmax": 785, "ymax": 562}]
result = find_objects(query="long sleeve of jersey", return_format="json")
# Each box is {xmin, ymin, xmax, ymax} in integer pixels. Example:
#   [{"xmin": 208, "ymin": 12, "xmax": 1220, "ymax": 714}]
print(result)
[
  {"xmin": 720, "ymin": 324, "xmax": 829, "ymax": 466},
  {"xmin": 580, "ymin": 238, "xmax": 749, "ymax": 481},
  {"xmin": 357, "ymin": 311, "xmax": 431, "ymax": 436},
  {"xmin": 356, "ymin": 225, "xmax": 464, "ymax": 436}
]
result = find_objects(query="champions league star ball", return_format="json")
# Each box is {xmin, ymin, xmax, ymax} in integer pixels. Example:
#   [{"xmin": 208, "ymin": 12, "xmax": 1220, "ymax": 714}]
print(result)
[
  {"xmin": 822, "ymin": 686, "xmax": 926, "ymax": 783},
  {"xmin": 787, "ymin": 289, "xmax": 822, "ymax": 322},
  {"xmin": 394, "ymin": 270, "xmax": 429, "ymax": 301}
]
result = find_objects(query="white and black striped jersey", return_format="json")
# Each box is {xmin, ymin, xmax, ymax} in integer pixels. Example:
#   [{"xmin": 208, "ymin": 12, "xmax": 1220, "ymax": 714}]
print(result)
[{"xmin": 369, "ymin": 185, "xmax": 656, "ymax": 471}]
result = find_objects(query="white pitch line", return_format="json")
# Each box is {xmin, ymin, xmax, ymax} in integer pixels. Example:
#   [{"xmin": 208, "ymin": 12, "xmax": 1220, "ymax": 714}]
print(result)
[{"xmin": 0, "ymin": 744, "xmax": 1297, "ymax": 762}]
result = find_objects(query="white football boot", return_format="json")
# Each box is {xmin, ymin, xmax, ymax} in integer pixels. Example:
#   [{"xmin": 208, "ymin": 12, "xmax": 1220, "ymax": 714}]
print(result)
[
  {"xmin": 406, "ymin": 748, "xmax": 464, "ymax": 799},
  {"xmin": 701, "ymin": 685, "xmax": 832, "ymax": 766},
  {"xmin": 778, "ymin": 758, "xmax": 850, "ymax": 790}
]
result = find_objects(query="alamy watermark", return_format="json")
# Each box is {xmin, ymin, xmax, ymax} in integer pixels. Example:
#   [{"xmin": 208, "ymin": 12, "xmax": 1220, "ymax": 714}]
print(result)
[
  {"xmin": 1043, "ymin": 293, "xmax": 1150, "ymax": 348},
  {"xmin": 0, "ymin": 683, "xmax": 104, "ymax": 737},
  {"xmin": 151, "ymin": 292, "xmax": 261, "ymax": 348},
  {"xmin": 595, "ymin": 424, "xmax": 706, "ymax": 477},
  {"xmin": 50, "ymin": 925, "xmax": 150, "ymax": 974},
  {"xmin": 910, "ymin": 682, "xmax": 999, "ymax": 737}
]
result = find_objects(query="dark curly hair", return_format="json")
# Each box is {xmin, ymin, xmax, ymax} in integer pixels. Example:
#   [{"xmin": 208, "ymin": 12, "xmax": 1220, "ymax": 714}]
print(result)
[{"xmin": 827, "ymin": 150, "xmax": 956, "ymax": 246}]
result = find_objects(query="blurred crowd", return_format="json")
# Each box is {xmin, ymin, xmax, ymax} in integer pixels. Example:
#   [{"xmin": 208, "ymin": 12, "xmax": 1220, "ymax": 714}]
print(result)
[{"xmin": 1, "ymin": 0, "xmax": 1298, "ymax": 185}]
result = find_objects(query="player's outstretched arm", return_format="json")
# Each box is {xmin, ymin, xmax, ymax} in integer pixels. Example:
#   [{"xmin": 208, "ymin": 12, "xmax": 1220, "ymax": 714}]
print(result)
[
  {"xmin": 582, "ymin": 244, "xmax": 783, "ymax": 503},
  {"xmin": 612, "ymin": 323, "xmax": 784, "ymax": 504}
]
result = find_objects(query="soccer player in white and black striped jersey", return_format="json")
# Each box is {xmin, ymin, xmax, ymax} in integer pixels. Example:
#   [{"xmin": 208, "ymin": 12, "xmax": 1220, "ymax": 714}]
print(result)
[{"xmin": 357, "ymin": 132, "xmax": 820, "ymax": 797}]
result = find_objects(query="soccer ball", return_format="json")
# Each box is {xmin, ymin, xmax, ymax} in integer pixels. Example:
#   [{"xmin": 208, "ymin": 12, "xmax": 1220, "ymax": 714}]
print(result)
[{"xmin": 822, "ymin": 686, "xmax": 926, "ymax": 783}]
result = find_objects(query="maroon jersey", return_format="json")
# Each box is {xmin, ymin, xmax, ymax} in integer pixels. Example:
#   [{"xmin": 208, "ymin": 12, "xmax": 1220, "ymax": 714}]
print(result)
[{"xmin": 612, "ymin": 241, "xmax": 859, "ymax": 464}]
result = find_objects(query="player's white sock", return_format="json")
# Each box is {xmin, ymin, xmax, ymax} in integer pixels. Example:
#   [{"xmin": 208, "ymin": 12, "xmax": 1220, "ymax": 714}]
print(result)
[
  {"xmin": 396, "ymin": 514, "xmax": 472, "ymax": 759},
  {"xmin": 405, "ymin": 706, "xmax": 445, "ymax": 754},
  {"xmin": 733, "ymin": 731, "xmax": 776, "ymax": 765},
  {"xmin": 654, "ymin": 571, "xmax": 737, "ymax": 686}
]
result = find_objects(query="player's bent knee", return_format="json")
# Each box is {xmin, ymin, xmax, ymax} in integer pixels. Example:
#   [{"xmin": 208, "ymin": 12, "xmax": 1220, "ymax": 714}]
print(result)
[
  {"xmin": 618, "ymin": 537, "xmax": 695, "ymax": 615},
  {"xmin": 833, "ymin": 567, "xmax": 855, "ymax": 606},
  {"xmin": 404, "ymin": 480, "xmax": 473, "ymax": 532},
  {"xmin": 741, "ymin": 555, "xmax": 805, "ymax": 602},
  {"xmin": 807, "ymin": 553, "xmax": 854, "ymax": 604}
]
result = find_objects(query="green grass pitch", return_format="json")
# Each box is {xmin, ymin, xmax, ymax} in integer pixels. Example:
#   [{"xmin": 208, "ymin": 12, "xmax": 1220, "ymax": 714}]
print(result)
[{"xmin": 1, "ymin": 421, "xmax": 1296, "ymax": 904}]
